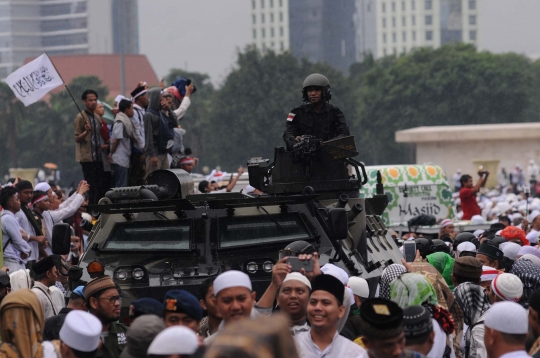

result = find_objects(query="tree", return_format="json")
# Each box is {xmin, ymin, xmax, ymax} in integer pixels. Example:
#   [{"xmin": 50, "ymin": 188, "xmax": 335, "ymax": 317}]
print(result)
[
  {"xmin": 201, "ymin": 46, "xmax": 353, "ymax": 171},
  {"xmin": 354, "ymin": 44, "xmax": 540, "ymax": 164}
]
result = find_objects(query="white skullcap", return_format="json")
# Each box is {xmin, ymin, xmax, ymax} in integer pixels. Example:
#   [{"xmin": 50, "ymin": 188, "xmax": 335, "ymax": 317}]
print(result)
[
  {"xmin": 440, "ymin": 219, "xmax": 453, "ymax": 228},
  {"xmin": 60, "ymin": 311, "xmax": 102, "ymax": 352},
  {"xmin": 501, "ymin": 242, "xmax": 521, "ymax": 261},
  {"xmin": 496, "ymin": 230, "xmax": 502, "ymax": 236},
  {"xmin": 348, "ymin": 277, "xmax": 369, "ymax": 298},
  {"xmin": 213, "ymin": 270, "xmax": 252, "ymax": 296},
  {"xmin": 521, "ymin": 254, "xmax": 540, "ymax": 268},
  {"xmin": 34, "ymin": 182, "xmax": 51, "ymax": 193},
  {"xmin": 8, "ymin": 269, "xmax": 32, "ymax": 291},
  {"xmin": 282, "ymin": 272, "xmax": 311, "ymax": 289},
  {"xmin": 457, "ymin": 242, "xmax": 476, "ymax": 256},
  {"xmin": 147, "ymin": 326, "xmax": 199, "ymax": 356},
  {"xmin": 491, "ymin": 273, "xmax": 523, "ymax": 302},
  {"xmin": 530, "ymin": 211, "xmax": 540, "ymax": 223},
  {"xmin": 321, "ymin": 264, "xmax": 348, "ymax": 285},
  {"xmin": 481, "ymin": 266, "xmax": 499, "ymax": 282},
  {"xmin": 485, "ymin": 301, "xmax": 528, "ymax": 334},
  {"xmin": 473, "ymin": 229, "xmax": 485, "ymax": 238},
  {"xmin": 471, "ymin": 215, "xmax": 485, "ymax": 225},
  {"xmin": 321, "ymin": 264, "xmax": 353, "ymax": 305},
  {"xmin": 114, "ymin": 95, "xmax": 126, "ymax": 103}
]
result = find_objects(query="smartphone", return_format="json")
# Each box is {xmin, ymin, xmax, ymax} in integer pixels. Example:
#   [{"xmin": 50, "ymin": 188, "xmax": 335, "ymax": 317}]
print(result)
[
  {"xmin": 286, "ymin": 257, "xmax": 314, "ymax": 272},
  {"xmin": 403, "ymin": 241, "xmax": 416, "ymax": 262}
]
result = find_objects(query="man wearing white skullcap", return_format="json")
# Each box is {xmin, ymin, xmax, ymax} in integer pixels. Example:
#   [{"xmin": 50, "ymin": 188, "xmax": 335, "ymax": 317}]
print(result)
[
  {"xmin": 277, "ymin": 272, "xmax": 312, "ymax": 335},
  {"xmin": 147, "ymin": 326, "xmax": 199, "ymax": 357},
  {"xmin": 457, "ymin": 242, "xmax": 477, "ymax": 257},
  {"xmin": 35, "ymin": 182, "xmax": 53, "ymax": 201},
  {"xmin": 205, "ymin": 269, "xmax": 273, "ymax": 343},
  {"xmin": 58, "ymin": 310, "xmax": 102, "ymax": 358},
  {"xmin": 439, "ymin": 219, "xmax": 455, "ymax": 239},
  {"xmin": 484, "ymin": 302, "xmax": 530, "ymax": 358},
  {"xmin": 320, "ymin": 263, "xmax": 353, "ymax": 333},
  {"xmin": 488, "ymin": 273, "xmax": 523, "ymax": 304},
  {"xmin": 524, "ymin": 210, "xmax": 540, "ymax": 245},
  {"xmin": 501, "ymin": 242, "xmax": 522, "ymax": 261}
]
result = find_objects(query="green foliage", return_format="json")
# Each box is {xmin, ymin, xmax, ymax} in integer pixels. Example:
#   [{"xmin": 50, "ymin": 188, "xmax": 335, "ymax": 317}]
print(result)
[{"xmin": 2, "ymin": 44, "xmax": 540, "ymax": 183}]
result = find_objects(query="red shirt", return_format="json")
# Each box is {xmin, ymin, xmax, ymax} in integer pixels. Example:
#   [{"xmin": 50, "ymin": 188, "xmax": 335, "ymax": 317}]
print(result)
[{"xmin": 459, "ymin": 187, "xmax": 481, "ymax": 220}]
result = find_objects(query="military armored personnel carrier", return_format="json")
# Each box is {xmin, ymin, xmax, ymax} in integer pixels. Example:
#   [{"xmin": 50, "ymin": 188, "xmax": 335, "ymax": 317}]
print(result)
[{"xmin": 52, "ymin": 135, "xmax": 402, "ymax": 322}]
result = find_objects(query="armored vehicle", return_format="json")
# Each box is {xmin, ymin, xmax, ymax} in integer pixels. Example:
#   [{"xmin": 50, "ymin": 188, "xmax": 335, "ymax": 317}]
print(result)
[{"xmin": 52, "ymin": 135, "xmax": 402, "ymax": 322}]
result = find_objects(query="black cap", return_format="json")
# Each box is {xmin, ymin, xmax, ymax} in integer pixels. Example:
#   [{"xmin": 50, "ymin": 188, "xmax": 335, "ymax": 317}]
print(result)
[
  {"xmin": 403, "ymin": 305, "xmax": 433, "ymax": 339},
  {"xmin": 198, "ymin": 180, "xmax": 209, "ymax": 193},
  {"xmin": 14, "ymin": 180, "xmax": 33, "ymax": 191},
  {"xmin": 530, "ymin": 288, "xmax": 540, "ymax": 312},
  {"xmin": 311, "ymin": 274, "xmax": 345, "ymax": 305},
  {"xmin": 0, "ymin": 271, "xmax": 10, "ymax": 287},
  {"xmin": 33, "ymin": 256, "xmax": 55, "ymax": 275},
  {"xmin": 360, "ymin": 298, "xmax": 404, "ymax": 339},
  {"xmin": 478, "ymin": 242, "xmax": 503, "ymax": 262}
]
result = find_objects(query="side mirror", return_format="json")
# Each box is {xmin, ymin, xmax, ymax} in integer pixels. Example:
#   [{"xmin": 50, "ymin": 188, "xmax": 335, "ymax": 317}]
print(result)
[
  {"xmin": 327, "ymin": 208, "xmax": 348, "ymax": 241},
  {"xmin": 52, "ymin": 223, "xmax": 71, "ymax": 255}
]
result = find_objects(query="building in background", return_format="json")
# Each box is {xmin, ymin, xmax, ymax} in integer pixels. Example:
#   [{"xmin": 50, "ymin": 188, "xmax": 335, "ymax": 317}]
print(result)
[
  {"xmin": 0, "ymin": 0, "xmax": 139, "ymax": 79},
  {"xmin": 250, "ymin": 0, "xmax": 357, "ymax": 73},
  {"xmin": 354, "ymin": 0, "xmax": 478, "ymax": 60}
]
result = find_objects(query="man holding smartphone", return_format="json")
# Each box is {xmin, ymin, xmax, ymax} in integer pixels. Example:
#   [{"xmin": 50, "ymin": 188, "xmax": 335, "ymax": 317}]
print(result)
[{"xmin": 459, "ymin": 170, "xmax": 490, "ymax": 220}]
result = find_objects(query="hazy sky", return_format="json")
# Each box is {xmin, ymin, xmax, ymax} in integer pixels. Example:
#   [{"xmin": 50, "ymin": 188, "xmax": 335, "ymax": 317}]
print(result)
[
  {"xmin": 139, "ymin": 0, "xmax": 540, "ymax": 88},
  {"xmin": 138, "ymin": 0, "xmax": 251, "ymax": 86}
]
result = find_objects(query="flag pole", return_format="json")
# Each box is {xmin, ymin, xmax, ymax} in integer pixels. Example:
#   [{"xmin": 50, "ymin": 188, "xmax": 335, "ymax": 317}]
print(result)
[{"xmin": 44, "ymin": 51, "xmax": 84, "ymax": 117}]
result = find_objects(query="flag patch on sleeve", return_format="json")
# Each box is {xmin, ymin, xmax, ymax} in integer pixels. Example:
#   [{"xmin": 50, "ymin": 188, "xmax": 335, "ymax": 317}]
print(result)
[{"xmin": 287, "ymin": 113, "xmax": 296, "ymax": 122}]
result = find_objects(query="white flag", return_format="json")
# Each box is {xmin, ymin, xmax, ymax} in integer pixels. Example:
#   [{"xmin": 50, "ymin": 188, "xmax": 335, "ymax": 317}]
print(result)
[{"xmin": 4, "ymin": 53, "xmax": 64, "ymax": 107}]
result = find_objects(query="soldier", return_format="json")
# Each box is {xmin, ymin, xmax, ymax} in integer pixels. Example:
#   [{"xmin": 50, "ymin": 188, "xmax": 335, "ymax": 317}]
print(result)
[{"xmin": 283, "ymin": 73, "xmax": 350, "ymax": 150}]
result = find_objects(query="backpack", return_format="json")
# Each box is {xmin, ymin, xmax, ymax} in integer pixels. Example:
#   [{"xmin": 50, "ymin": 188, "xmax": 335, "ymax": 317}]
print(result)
[{"xmin": 148, "ymin": 109, "xmax": 175, "ymax": 153}]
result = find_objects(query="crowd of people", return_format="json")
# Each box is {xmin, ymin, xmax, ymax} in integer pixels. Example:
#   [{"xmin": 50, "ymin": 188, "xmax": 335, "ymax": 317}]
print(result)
[
  {"xmin": 1, "ymin": 184, "xmax": 540, "ymax": 358},
  {"xmin": 74, "ymin": 80, "xmax": 198, "ymax": 204}
]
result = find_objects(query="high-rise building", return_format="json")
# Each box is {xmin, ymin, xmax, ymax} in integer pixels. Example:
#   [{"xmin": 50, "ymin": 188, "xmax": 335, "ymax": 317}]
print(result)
[
  {"xmin": 355, "ymin": 0, "xmax": 478, "ymax": 60},
  {"xmin": 250, "ymin": 0, "xmax": 357, "ymax": 73},
  {"xmin": 0, "ymin": 0, "xmax": 138, "ymax": 79}
]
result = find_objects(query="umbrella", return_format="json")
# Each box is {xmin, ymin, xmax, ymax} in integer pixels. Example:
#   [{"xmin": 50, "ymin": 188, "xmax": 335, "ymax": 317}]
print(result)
[
  {"xmin": 101, "ymin": 102, "xmax": 115, "ymax": 124},
  {"xmin": 43, "ymin": 163, "xmax": 58, "ymax": 170}
]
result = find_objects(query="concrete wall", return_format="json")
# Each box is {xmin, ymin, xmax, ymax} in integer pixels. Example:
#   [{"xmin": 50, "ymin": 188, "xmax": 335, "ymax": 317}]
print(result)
[{"xmin": 416, "ymin": 139, "xmax": 540, "ymax": 185}]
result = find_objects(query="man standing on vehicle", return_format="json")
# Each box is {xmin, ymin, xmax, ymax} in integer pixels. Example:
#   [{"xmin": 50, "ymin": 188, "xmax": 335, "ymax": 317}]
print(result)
[
  {"xmin": 283, "ymin": 73, "xmax": 350, "ymax": 150},
  {"xmin": 459, "ymin": 170, "xmax": 489, "ymax": 220},
  {"xmin": 74, "ymin": 89, "xmax": 107, "ymax": 204}
]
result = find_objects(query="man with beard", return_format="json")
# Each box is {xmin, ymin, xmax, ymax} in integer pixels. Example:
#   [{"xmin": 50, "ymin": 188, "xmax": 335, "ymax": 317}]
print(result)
[
  {"xmin": 84, "ymin": 275, "xmax": 127, "ymax": 357},
  {"xmin": 283, "ymin": 73, "xmax": 349, "ymax": 150},
  {"xmin": 74, "ymin": 89, "xmax": 107, "ymax": 204}
]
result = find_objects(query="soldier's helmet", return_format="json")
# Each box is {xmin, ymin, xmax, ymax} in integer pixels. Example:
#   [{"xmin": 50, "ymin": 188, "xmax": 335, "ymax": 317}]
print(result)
[{"xmin": 302, "ymin": 73, "xmax": 331, "ymax": 102}]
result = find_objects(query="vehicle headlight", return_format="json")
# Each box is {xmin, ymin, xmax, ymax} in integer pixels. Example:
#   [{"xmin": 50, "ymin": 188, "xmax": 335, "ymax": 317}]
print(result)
[
  {"xmin": 263, "ymin": 261, "xmax": 273, "ymax": 273},
  {"xmin": 132, "ymin": 268, "xmax": 145, "ymax": 280},
  {"xmin": 246, "ymin": 262, "xmax": 258, "ymax": 273},
  {"xmin": 116, "ymin": 269, "xmax": 128, "ymax": 280}
]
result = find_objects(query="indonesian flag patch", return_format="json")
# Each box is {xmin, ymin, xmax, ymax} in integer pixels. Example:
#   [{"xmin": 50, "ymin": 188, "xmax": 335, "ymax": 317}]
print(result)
[{"xmin": 287, "ymin": 113, "xmax": 296, "ymax": 122}]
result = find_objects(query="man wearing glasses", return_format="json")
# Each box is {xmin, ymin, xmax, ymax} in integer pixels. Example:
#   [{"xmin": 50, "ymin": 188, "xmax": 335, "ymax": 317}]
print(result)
[{"xmin": 84, "ymin": 275, "xmax": 128, "ymax": 358}]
